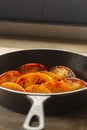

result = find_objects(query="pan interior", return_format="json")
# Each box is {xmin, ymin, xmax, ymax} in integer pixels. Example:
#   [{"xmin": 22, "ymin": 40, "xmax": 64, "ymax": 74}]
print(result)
[{"xmin": 0, "ymin": 49, "xmax": 87, "ymax": 95}]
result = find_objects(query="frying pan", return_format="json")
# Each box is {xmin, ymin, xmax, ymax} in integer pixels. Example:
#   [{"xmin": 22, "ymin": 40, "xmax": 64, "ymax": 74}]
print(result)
[{"xmin": 0, "ymin": 49, "xmax": 87, "ymax": 130}]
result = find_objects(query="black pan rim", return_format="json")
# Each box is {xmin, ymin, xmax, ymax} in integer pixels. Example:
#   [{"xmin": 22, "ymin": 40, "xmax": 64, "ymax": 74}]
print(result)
[{"xmin": 0, "ymin": 48, "xmax": 87, "ymax": 57}]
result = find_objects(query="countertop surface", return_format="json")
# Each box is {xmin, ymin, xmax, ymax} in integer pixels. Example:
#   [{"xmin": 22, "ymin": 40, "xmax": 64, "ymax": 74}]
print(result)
[
  {"xmin": 0, "ymin": 36, "xmax": 87, "ymax": 54},
  {"xmin": 0, "ymin": 36, "xmax": 87, "ymax": 130}
]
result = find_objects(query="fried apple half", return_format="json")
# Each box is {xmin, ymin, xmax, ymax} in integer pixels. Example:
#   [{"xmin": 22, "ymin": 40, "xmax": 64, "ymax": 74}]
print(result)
[
  {"xmin": 40, "ymin": 71, "xmax": 60, "ymax": 81},
  {"xmin": 16, "ymin": 72, "xmax": 53, "ymax": 88},
  {"xmin": 40, "ymin": 80, "xmax": 75, "ymax": 93},
  {"xmin": 17, "ymin": 63, "xmax": 47, "ymax": 74},
  {"xmin": 41, "ymin": 78, "xmax": 87, "ymax": 93},
  {"xmin": 25, "ymin": 84, "xmax": 51, "ymax": 93},
  {"xmin": 50, "ymin": 65, "xmax": 76, "ymax": 80},
  {"xmin": 65, "ymin": 78, "xmax": 87, "ymax": 89},
  {"xmin": 0, "ymin": 82, "xmax": 25, "ymax": 92},
  {"xmin": 0, "ymin": 70, "xmax": 21, "ymax": 85}
]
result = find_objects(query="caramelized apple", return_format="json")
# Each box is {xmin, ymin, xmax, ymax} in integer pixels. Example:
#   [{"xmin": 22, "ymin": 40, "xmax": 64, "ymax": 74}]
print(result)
[
  {"xmin": 25, "ymin": 84, "xmax": 51, "ymax": 93},
  {"xmin": 65, "ymin": 78, "xmax": 87, "ymax": 89},
  {"xmin": 0, "ymin": 82, "xmax": 25, "ymax": 92},
  {"xmin": 0, "ymin": 70, "xmax": 21, "ymax": 85},
  {"xmin": 17, "ymin": 63, "xmax": 47, "ymax": 74},
  {"xmin": 16, "ymin": 72, "xmax": 53, "ymax": 88},
  {"xmin": 40, "ymin": 80, "xmax": 74, "ymax": 93},
  {"xmin": 40, "ymin": 71, "xmax": 60, "ymax": 81},
  {"xmin": 50, "ymin": 65, "xmax": 76, "ymax": 80}
]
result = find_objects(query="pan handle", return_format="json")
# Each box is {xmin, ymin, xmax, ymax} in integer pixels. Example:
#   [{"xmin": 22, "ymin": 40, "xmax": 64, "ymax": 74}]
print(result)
[{"xmin": 22, "ymin": 95, "xmax": 51, "ymax": 130}]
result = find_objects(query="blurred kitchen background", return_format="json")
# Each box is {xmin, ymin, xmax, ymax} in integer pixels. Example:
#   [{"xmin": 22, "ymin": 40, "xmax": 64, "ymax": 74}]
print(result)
[{"xmin": 0, "ymin": 0, "xmax": 87, "ymax": 54}]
